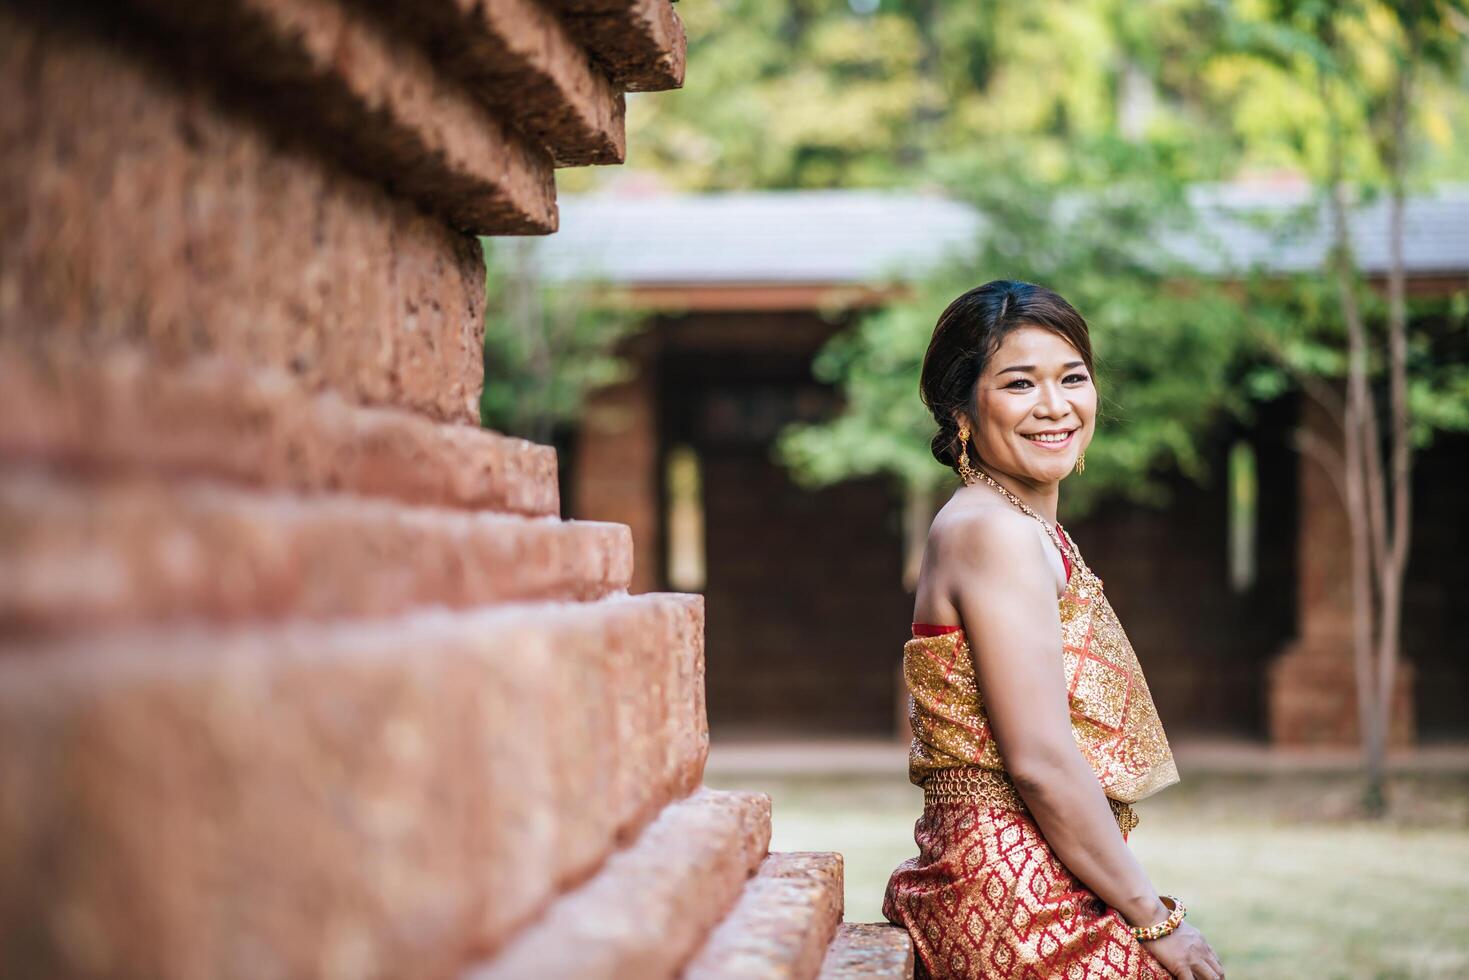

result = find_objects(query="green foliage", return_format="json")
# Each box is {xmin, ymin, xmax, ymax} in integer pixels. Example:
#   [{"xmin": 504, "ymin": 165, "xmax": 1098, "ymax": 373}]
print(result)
[
  {"xmin": 772, "ymin": 0, "xmax": 1469, "ymax": 515},
  {"xmin": 607, "ymin": 0, "xmax": 1469, "ymax": 195},
  {"xmin": 1204, "ymin": 0, "xmax": 1469, "ymax": 186},
  {"xmin": 615, "ymin": 4, "xmax": 938, "ymax": 189},
  {"xmin": 479, "ymin": 239, "xmax": 646, "ymax": 443},
  {"xmin": 778, "ymin": 287, "xmax": 952, "ymax": 492},
  {"xmin": 610, "ymin": 1, "xmax": 1157, "ymax": 190},
  {"xmin": 1239, "ymin": 263, "xmax": 1469, "ymax": 448},
  {"xmin": 1219, "ymin": 0, "xmax": 1469, "ymax": 454}
]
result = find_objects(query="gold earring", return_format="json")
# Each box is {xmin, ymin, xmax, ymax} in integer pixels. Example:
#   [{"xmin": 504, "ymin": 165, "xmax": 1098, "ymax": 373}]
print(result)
[
  {"xmin": 1074, "ymin": 452, "xmax": 1086, "ymax": 474},
  {"xmin": 955, "ymin": 422, "xmax": 981, "ymax": 486}
]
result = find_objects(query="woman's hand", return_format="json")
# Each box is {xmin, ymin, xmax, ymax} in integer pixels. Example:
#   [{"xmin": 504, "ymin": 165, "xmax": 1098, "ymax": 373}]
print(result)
[{"xmin": 1142, "ymin": 920, "xmax": 1225, "ymax": 980}]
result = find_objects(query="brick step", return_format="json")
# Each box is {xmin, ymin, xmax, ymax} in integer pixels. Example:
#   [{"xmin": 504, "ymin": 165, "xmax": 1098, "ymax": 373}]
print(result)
[
  {"xmin": 549, "ymin": 0, "xmax": 687, "ymax": 93},
  {"xmin": 0, "ymin": 467, "xmax": 627, "ymax": 634},
  {"xmin": 465, "ymin": 788, "xmax": 772, "ymax": 979},
  {"xmin": 682, "ymin": 851, "xmax": 845, "ymax": 980},
  {"xmin": 0, "ymin": 347, "xmax": 558, "ymax": 515},
  {"xmin": 0, "ymin": 593, "xmax": 707, "ymax": 978},
  {"xmin": 358, "ymin": 0, "xmax": 627, "ymax": 167},
  {"xmin": 2, "ymin": 14, "xmax": 489, "ymax": 424},
  {"xmin": 106, "ymin": 0, "xmax": 557, "ymax": 233},
  {"xmin": 818, "ymin": 924, "xmax": 915, "ymax": 979}
]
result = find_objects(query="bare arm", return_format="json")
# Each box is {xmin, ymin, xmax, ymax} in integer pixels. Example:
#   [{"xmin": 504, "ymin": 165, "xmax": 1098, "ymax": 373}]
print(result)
[{"xmin": 942, "ymin": 513, "xmax": 1168, "ymax": 929}]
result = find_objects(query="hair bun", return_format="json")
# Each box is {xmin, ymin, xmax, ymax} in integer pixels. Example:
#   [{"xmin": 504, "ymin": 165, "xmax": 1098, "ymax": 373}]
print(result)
[{"xmin": 930, "ymin": 423, "xmax": 959, "ymax": 469}]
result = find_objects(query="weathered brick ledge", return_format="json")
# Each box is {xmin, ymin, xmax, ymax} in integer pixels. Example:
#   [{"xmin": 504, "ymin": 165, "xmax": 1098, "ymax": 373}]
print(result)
[
  {"xmin": 0, "ymin": 347, "xmax": 559, "ymax": 515},
  {"xmin": 0, "ymin": 594, "xmax": 707, "ymax": 977},
  {"xmin": 0, "ymin": 467, "xmax": 631, "ymax": 634}
]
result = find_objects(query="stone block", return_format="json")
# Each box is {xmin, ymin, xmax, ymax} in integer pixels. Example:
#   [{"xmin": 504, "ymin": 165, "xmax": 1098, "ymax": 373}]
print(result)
[
  {"xmin": 550, "ymin": 0, "xmax": 687, "ymax": 92},
  {"xmin": 123, "ymin": 0, "xmax": 557, "ymax": 232},
  {"xmin": 0, "ymin": 594, "xmax": 707, "ymax": 979},
  {"xmin": 357, "ymin": 0, "xmax": 627, "ymax": 166},
  {"xmin": 0, "ymin": 346, "xmax": 559, "ymax": 515},
  {"xmin": 465, "ymin": 787, "xmax": 772, "ymax": 979},
  {"xmin": 474, "ymin": 593, "xmax": 710, "ymax": 951},
  {"xmin": 683, "ymin": 851, "xmax": 845, "ymax": 980},
  {"xmin": 0, "ymin": 12, "xmax": 488, "ymax": 422},
  {"xmin": 0, "ymin": 467, "xmax": 630, "ymax": 634},
  {"xmin": 818, "ymin": 924, "xmax": 915, "ymax": 979}
]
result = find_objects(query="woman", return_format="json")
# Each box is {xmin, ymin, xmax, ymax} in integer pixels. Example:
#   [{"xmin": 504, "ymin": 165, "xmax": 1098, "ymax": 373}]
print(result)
[{"xmin": 881, "ymin": 281, "xmax": 1225, "ymax": 980}]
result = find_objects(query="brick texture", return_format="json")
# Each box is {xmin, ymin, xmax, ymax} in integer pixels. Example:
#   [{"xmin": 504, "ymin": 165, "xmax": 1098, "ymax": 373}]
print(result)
[
  {"xmin": 819, "ymin": 924, "xmax": 916, "ymax": 980},
  {"xmin": 125, "ymin": 0, "xmax": 558, "ymax": 232},
  {"xmin": 0, "ymin": 594, "xmax": 707, "ymax": 979},
  {"xmin": 0, "ymin": 3, "xmax": 708, "ymax": 978},
  {"xmin": 683, "ymin": 851, "xmax": 846, "ymax": 980},
  {"xmin": 0, "ymin": 346, "xmax": 558, "ymax": 515},
  {"xmin": 0, "ymin": 12, "xmax": 488, "ymax": 422},
  {"xmin": 465, "ymin": 787, "xmax": 772, "ymax": 980},
  {"xmin": 0, "ymin": 468, "xmax": 629, "ymax": 635},
  {"xmin": 359, "ymin": 0, "xmax": 628, "ymax": 166},
  {"xmin": 550, "ymin": 0, "xmax": 687, "ymax": 92}
]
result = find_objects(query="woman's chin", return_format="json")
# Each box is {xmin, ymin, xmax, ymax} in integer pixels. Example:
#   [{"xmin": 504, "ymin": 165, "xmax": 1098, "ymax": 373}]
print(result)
[
  {"xmin": 1023, "ymin": 457, "xmax": 1078, "ymax": 485},
  {"xmin": 989, "ymin": 460, "xmax": 1070, "ymax": 486}
]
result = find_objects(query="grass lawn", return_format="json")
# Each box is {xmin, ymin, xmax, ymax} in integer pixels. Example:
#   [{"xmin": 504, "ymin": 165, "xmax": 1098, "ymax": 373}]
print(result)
[{"xmin": 705, "ymin": 767, "xmax": 1469, "ymax": 980}]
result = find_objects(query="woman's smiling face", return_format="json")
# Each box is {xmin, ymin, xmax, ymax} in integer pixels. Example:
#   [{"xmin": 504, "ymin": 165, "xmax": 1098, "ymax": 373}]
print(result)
[{"xmin": 964, "ymin": 324, "xmax": 1096, "ymax": 486}]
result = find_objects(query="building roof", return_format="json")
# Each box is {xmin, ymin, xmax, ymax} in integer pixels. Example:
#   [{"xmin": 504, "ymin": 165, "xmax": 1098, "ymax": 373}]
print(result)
[
  {"xmin": 1170, "ymin": 183, "xmax": 1469, "ymax": 278},
  {"xmin": 530, "ymin": 184, "xmax": 1469, "ymax": 287},
  {"xmin": 534, "ymin": 190, "xmax": 978, "ymax": 285}
]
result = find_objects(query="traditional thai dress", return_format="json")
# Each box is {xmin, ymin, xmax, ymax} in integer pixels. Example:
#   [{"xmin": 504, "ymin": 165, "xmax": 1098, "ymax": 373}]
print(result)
[{"xmin": 882, "ymin": 517, "xmax": 1180, "ymax": 980}]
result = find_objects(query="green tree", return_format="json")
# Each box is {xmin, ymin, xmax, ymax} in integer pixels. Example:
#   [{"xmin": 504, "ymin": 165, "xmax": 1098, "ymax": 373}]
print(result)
[
  {"xmin": 606, "ymin": 0, "xmax": 1386, "ymax": 192},
  {"xmin": 598, "ymin": 0, "xmax": 1469, "ymax": 195},
  {"xmin": 479, "ymin": 239, "xmax": 646, "ymax": 445},
  {"xmin": 1216, "ymin": 0, "xmax": 1469, "ymax": 814}
]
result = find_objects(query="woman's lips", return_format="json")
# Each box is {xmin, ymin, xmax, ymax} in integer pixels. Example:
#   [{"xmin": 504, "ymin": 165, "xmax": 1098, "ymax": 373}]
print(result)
[{"xmin": 1022, "ymin": 429, "xmax": 1076, "ymax": 450}]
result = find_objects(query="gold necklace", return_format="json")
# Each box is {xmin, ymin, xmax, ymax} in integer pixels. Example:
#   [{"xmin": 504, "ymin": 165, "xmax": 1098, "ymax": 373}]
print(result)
[{"xmin": 962, "ymin": 463, "xmax": 1082, "ymax": 572}]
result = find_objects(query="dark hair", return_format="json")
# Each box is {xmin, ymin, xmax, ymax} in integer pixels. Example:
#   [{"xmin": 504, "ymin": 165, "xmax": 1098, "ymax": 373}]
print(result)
[{"xmin": 921, "ymin": 279, "xmax": 1095, "ymax": 474}]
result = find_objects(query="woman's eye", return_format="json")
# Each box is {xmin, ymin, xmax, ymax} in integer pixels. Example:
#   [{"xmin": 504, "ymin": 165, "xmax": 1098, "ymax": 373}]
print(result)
[{"xmin": 1005, "ymin": 374, "xmax": 1087, "ymax": 389}]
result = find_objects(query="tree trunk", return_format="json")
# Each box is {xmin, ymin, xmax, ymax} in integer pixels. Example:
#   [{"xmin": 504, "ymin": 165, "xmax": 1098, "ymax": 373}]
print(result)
[
  {"xmin": 1373, "ymin": 28, "xmax": 1418, "ymax": 811},
  {"xmin": 1319, "ymin": 68, "xmax": 1389, "ymax": 815}
]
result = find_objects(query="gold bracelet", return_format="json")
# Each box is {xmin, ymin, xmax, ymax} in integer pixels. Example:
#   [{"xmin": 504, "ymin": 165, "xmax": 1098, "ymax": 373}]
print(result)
[{"xmin": 1130, "ymin": 894, "xmax": 1186, "ymax": 941}]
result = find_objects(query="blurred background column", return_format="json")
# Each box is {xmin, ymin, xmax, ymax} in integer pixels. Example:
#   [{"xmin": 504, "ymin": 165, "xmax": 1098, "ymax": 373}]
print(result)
[{"xmin": 1268, "ymin": 396, "xmax": 1416, "ymax": 747}]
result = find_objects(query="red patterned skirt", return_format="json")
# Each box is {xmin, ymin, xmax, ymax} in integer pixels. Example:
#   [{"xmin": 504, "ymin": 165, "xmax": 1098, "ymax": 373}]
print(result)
[{"xmin": 882, "ymin": 787, "xmax": 1170, "ymax": 979}]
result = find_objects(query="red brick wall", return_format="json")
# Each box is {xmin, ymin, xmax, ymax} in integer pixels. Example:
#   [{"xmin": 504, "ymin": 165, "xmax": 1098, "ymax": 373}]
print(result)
[{"xmin": 0, "ymin": 3, "xmax": 706, "ymax": 976}]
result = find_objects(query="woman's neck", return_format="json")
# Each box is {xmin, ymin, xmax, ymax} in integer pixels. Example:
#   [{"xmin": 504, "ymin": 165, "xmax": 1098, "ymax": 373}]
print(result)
[{"xmin": 974, "ymin": 466, "xmax": 1060, "ymax": 524}]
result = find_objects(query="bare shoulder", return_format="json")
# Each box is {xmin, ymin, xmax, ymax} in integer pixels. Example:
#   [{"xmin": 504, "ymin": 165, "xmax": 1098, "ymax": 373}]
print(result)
[
  {"xmin": 914, "ymin": 496, "xmax": 1063, "ymax": 624},
  {"xmin": 927, "ymin": 500, "xmax": 1052, "ymax": 579}
]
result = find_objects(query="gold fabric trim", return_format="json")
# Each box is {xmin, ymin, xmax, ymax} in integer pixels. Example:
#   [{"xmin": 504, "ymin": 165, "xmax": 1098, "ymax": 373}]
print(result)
[
  {"xmin": 903, "ymin": 531, "xmax": 1180, "ymax": 805},
  {"xmin": 922, "ymin": 766, "xmax": 1139, "ymax": 837}
]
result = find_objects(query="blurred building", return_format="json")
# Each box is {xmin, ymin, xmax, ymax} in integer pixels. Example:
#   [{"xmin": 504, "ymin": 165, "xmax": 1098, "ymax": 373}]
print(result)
[{"xmin": 537, "ymin": 186, "xmax": 1469, "ymax": 745}]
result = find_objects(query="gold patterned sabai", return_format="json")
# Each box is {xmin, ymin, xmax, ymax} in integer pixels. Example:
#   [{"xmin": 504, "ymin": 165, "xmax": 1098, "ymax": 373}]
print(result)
[{"xmin": 905, "ymin": 536, "xmax": 1180, "ymax": 813}]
